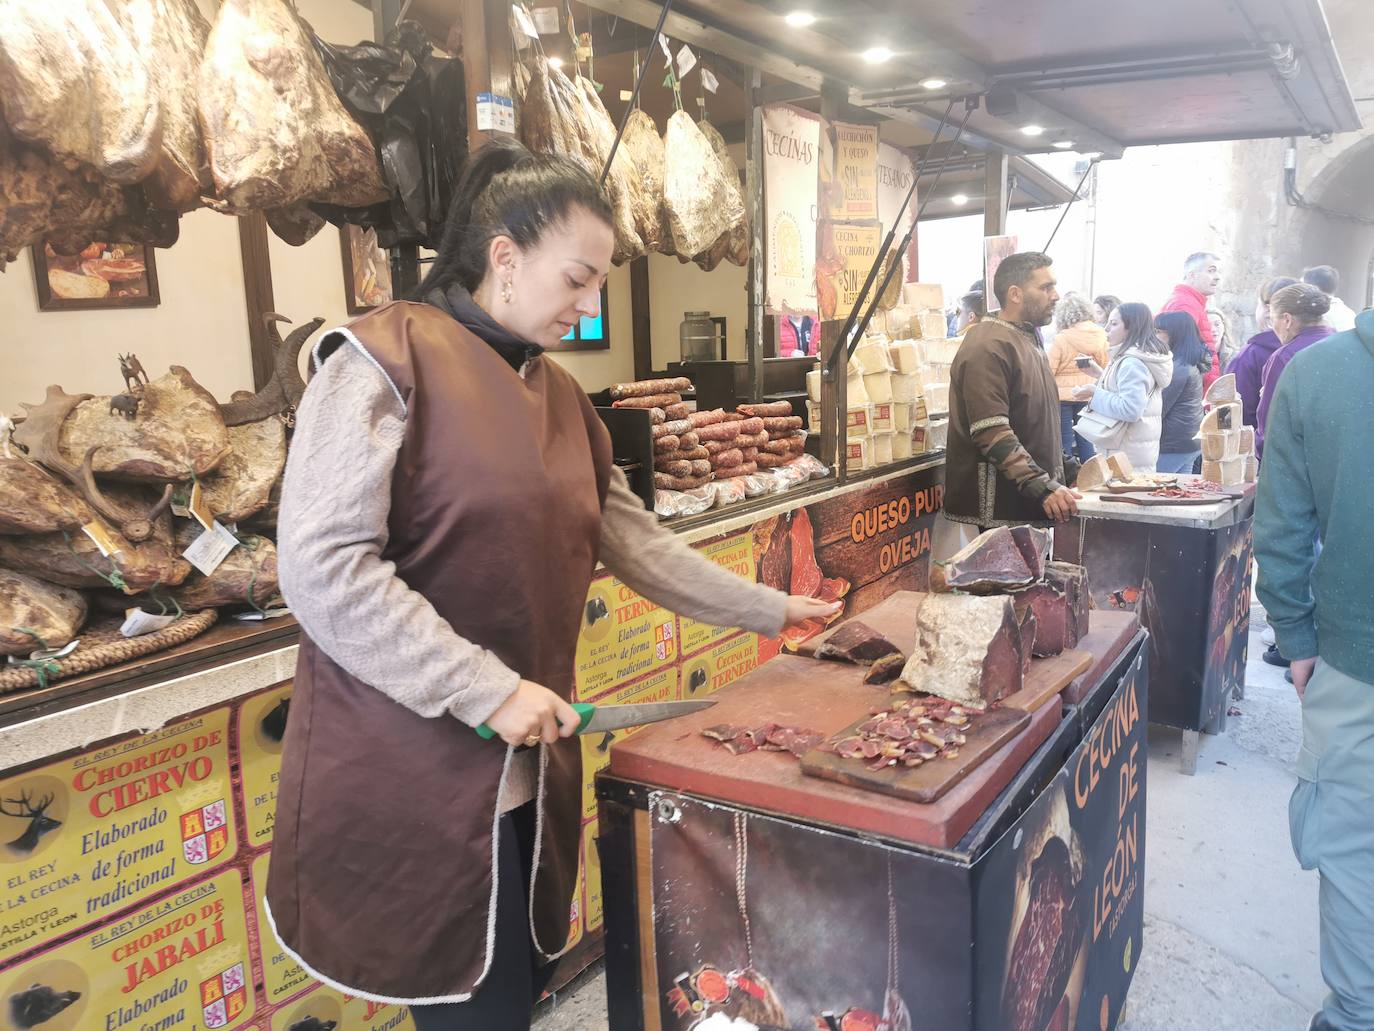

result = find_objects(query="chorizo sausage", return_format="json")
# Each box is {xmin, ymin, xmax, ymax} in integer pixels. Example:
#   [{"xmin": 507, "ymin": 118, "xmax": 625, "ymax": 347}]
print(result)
[
  {"xmin": 689, "ymin": 409, "xmax": 727, "ymax": 428},
  {"xmin": 660, "ymin": 445, "xmax": 710, "ymax": 462},
  {"xmin": 732, "ymin": 430, "xmax": 769, "ymax": 449},
  {"xmin": 741, "ymin": 447, "xmax": 760, "ymax": 462},
  {"xmin": 761, "ymin": 416, "xmax": 804, "ymax": 433},
  {"xmin": 655, "ymin": 459, "xmax": 691, "ymax": 478},
  {"xmin": 735, "ymin": 417, "xmax": 765, "ymax": 436},
  {"xmin": 762, "ymin": 436, "xmax": 807, "ymax": 455},
  {"xmin": 704, "ymin": 439, "xmax": 735, "ymax": 455},
  {"xmin": 612, "ymin": 392, "xmax": 682, "ymax": 409},
  {"xmin": 663, "ymin": 402, "xmax": 692, "ymax": 420},
  {"xmin": 654, "ymin": 471, "xmax": 711, "ymax": 491},
  {"xmin": 608, "ymin": 377, "xmax": 693, "ymax": 399},
  {"xmin": 648, "ymin": 407, "xmax": 666, "ymax": 425},
  {"xmin": 695, "ymin": 421, "xmax": 744, "ymax": 442},
  {"xmin": 737, "ymin": 400, "xmax": 794, "ymax": 418},
  {"xmin": 754, "ymin": 451, "xmax": 793, "ymax": 468},
  {"xmin": 652, "ymin": 418, "xmax": 693, "ymax": 438},
  {"xmin": 711, "ymin": 448, "xmax": 744, "ymax": 468},
  {"xmin": 690, "ymin": 459, "xmax": 712, "ymax": 477},
  {"xmin": 652, "ymin": 435, "xmax": 681, "ymax": 454},
  {"xmin": 715, "ymin": 461, "xmax": 758, "ymax": 478},
  {"xmin": 679, "ymin": 431, "xmax": 700, "ymax": 448}
]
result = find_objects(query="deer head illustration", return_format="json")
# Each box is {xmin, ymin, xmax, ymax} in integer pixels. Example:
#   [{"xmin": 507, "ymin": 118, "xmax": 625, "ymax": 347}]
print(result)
[{"xmin": 0, "ymin": 791, "xmax": 62, "ymax": 855}]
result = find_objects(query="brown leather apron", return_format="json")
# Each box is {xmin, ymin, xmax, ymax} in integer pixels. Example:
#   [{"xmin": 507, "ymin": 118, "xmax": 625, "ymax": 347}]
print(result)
[{"xmin": 266, "ymin": 301, "xmax": 612, "ymax": 1002}]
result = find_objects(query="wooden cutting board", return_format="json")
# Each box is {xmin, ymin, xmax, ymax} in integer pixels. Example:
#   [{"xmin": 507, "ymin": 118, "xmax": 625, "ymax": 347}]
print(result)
[
  {"xmin": 1100, "ymin": 490, "xmax": 1228, "ymax": 506},
  {"xmin": 799, "ymin": 705, "xmax": 1030, "ymax": 803},
  {"xmin": 794, "ymin": 590, "xmax": 927, "ymax": 658},
  {"xmin": 1001, "ymin": 648, "xmax": 1092, "ymax": 712}
]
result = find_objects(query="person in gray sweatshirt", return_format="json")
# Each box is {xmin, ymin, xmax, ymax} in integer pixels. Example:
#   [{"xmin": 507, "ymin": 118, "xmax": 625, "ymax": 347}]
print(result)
[{"xmin": 1073, "ymin": 301, "xmax": 1175, "ymax": 471}]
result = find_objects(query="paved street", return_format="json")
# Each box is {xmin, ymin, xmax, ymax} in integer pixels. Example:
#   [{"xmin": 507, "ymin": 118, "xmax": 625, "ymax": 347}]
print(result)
[{"xmin": 534, "ymin": 601, "xmax": 1322, "ymax": 1031}]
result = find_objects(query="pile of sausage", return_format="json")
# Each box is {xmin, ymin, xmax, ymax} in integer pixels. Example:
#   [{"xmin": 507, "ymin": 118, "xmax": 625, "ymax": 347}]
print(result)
[{"xmin": 609, "ymin": 379, "xmax": 809, "ymax": 491}]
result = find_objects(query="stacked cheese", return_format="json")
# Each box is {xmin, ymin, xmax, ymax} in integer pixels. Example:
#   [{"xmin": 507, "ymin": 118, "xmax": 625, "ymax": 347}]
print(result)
[
  {"xmin": 1198, "ymin": 376, "xmax": 1256, "ymax": 485},
  {"xmin": 902, "ymin": 283, "xmax": 951, "ymax": 341}
]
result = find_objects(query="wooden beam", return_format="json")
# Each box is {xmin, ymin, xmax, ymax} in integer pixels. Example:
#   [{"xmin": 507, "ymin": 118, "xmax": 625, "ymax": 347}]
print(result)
[
  {"xmin": 818, "ymin": 78, "xmax": 847, "ymax": 477},
  {"xmin": 745, "ymin": 69, "xmax": 765, "ymax": 403},
  {"xmin": 237, "ymin": 214, "xmax": 276, "ymax": 391},
  {"xmin": 983, "ymin": 147, "xmax": 1009, "ymax": 237},
  {"xmin": 458, "ymin": 0, "xmax": 516, "ymax": 148},
  {"xmin": 630, "ymin": 256, "xmax": 652, "ymax": 379}
]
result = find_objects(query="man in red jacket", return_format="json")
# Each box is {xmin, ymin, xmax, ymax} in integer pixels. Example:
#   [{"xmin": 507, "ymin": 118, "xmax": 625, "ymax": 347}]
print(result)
[{"xmin": 1161, "ymin": 251, "xmax": 1223, "ymax": 389}]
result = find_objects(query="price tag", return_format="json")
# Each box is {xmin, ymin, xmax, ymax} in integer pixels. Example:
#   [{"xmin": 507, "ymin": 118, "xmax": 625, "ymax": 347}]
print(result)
[
  {"xmin": 188, "ymin": 480, "xmax": 215, "ymax": 531},
  {"xmin": 620, "ymin": 89, "xmax": 634, "ymax": 102},
  {"xmin": 658, "ymin": 33, "xmax": 672, "ymax": 67},
  {"xmin": 120, "ymin": 607, "xmax": 177, "ymax": 638},
  {"xmin": 676, "ymin": 44, "xmax": 697, "ymax": 79},
  {"xmin": 232, "ymin": 607, "xmax": 293, "ymax": 622},
  {"xmin": 512, "ymin": 3, "xmax": 539, "ymax": 38},
  {"xmin": 182, "ymin": 522, "xmax": 239, "ymax": 576},
  {"xmin": 81, "ymin": 520, "xmax": 121, "ymax": 557},
  {"xmin": 701, "ymin": 67, "xmax": 719, "ymax": 94},
  {"xmin": 531, "ymin": 4, "xmax": 559, "ymax": 33}
]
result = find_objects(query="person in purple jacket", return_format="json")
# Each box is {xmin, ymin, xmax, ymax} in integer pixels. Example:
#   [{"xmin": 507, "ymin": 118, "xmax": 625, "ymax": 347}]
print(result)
[
  {"xmin": 1230, "ymin": 275, "xmax": 1297, "ymax": 427},
  {"xmin": 1256, "ymin": 283, "xmax": 1337, "ymax": 458}
]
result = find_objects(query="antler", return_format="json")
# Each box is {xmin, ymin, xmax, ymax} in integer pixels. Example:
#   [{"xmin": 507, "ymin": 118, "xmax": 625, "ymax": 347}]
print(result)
[
  {"xmin": 218, "ymin": 312, "xmax": 324, "ymax": 425},
  {"xmin": 13, "ymin": 386, "xmax": 166, "ymax": 542},
  {"xmin": 0, "ymin": 790, "xmax": 51, "ymax": 817}
]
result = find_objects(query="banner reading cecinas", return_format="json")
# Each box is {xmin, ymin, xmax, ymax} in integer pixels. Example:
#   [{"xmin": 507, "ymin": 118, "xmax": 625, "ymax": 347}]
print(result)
[{"xmin": 0, "ymin": 709, "xmax": 237, "ymax": 964}]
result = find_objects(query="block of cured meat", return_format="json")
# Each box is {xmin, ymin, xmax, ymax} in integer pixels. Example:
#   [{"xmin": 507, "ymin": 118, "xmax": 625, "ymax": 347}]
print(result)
[
  {"xmin": 663, "ymin": 110, "xmax": 739, "ymax": 259},
  {"xmin": 108, "ymin": 0, "xmax": 213, "ymax": 211},
  {"xmin": 693, "ymin": 118, "xmax": 749, "ymax": 269},
  {"xmin": 573, "ymin": 75, "xmax": 648, "ymax": 263},
  {"xmin": 931, "ymin": 526, "xmax": 1048, "ymax": 594},
  {"xmin": 1010, "ymin": 580, "xmax": 1071, "ymax": 657},
  {"xmin": 172, "ymin": 524, "xmax": 278, "ymax": 609},
  {"xmin": 198, "ymin": 0, "xmax": 387, "ymax": 212},
  {"xmin": 199, "ymin": 410, "xmax": 288, "ymax": 523},
  {"xmin": 0, "ymin": 457, "xmax": 93, "ymax": 534},
  {"xmin": 57, "ymin": 368, "xmax": 232, "ymax": 481},
  {"xmin": 618, "ymin": 108, "xmax": 670, "ymax": 253},
  {"xmin": 814, "ymin": 620, "xmax": 902, "ymax": 665},
  {"xmin": 863, "ymin": 652, "xmax": 906, "ymax": 684},
  {"xmin": 1016, "ymin": 607, "xmax": 1037, "ymax": 670},
  {"xmin": 0, "ymin": 569, "xmax": 87, "ymax": 656},
  {"xmin": 1002, "ymin": 836, "xmax": 1080, "ymax": 1031},
  {"xmin": 1045, "ymin": 561, "xmax": 1090, "ymax": 641},
  {"xmin": 0, "ymin": 526, "xmax": 190, "ymax": 594},
  {"xmin": 898, "ymin": 593, "xmax": 1025, "ymax": 709},
  {"xmin": 0, "ymin": 0, "xmax": 161, "ymax": 184}
]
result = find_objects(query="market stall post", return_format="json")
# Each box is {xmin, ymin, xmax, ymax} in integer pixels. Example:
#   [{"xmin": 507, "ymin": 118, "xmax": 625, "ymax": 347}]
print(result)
[
  {"xmin": 746, "ymin": 67, "xmax": 766, "ymax": 404},
  {"xmin": 1055, "ymin": 489, "xmax": 1255, "ymax": 774}
]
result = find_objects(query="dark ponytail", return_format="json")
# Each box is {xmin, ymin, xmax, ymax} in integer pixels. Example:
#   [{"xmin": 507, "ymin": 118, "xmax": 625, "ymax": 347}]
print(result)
[{"xmin": 414, "ymin": 138, "xmax": 614, "ymax": 299}]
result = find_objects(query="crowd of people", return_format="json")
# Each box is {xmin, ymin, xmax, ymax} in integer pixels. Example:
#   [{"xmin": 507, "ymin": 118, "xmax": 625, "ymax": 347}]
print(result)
[{"xmin": 941, "ymin": 249, "xmax": 1372, "ymax": 1031}]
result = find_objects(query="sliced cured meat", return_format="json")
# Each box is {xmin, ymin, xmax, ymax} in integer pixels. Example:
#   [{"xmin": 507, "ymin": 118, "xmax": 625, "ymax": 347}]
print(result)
[
  {"xmin": 701, "ymin": 724, "xmax": 743, "ymax": 741},
  {"xmin": 789, "ymin": 507, "xmax": 823, "ymax": 597},
  {"xmin": 863, "ymin": 652, "xmax": 906, "ymax": 684},
  {"xmin": 1002, "ymin": 837, "xmax": 1080, "ymax": 1031},
  {"xmin": 814, "ymin": 620, "xmax": 901, "ymax": 665},
  {"xmin": 899, "ymin": 594, "xmax": 1026, "ymax": 709}
]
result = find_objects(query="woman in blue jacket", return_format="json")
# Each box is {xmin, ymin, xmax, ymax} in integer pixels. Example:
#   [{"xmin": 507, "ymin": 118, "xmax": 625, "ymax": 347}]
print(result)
[{"xmin": 1153, "ymin": 311, "xmax": 1213, "ymax": 473}]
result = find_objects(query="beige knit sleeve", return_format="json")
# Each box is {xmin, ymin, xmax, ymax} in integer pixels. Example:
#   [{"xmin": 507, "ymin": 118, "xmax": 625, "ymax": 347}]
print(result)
[
  {"xmin": 277, "ymin": 341, "xmax": 520, "ymax": 727},
  {"xmin": 597, "ymin": 468, "xmax": 789, "ymax": 637}
]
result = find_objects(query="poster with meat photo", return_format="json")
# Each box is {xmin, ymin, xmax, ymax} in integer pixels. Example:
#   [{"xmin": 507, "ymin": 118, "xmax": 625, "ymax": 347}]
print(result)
[
  {"xmin": 974, "ymin": 657, "xmax": 1148, "ymax": 1031},
  {"xmin": 1203, "ymin": 520, "xmax": 1252, "ymax": 714},
  {"xmin": 32, "ymin": 240, "xmax": 159, "ymax": 310},
  {"xmin": 341, "ymin": 224, "xmax": 393, "ymax": 314}
]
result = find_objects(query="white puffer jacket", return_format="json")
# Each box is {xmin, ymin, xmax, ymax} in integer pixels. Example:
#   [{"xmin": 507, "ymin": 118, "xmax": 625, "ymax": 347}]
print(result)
[{"xmin": 1087, "ymin": 345, "xmax": 1175, "ymax": 471}]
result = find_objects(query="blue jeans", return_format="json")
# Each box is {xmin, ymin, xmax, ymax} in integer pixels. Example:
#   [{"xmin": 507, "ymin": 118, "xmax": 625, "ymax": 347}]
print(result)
[
  {"xmin": 1059, "ymin": 402, "xmax": 1096, "ymax": 461},
  {"xmin": 1156, "ymin": 451, "xmax": 1201, "ymax": 474}
]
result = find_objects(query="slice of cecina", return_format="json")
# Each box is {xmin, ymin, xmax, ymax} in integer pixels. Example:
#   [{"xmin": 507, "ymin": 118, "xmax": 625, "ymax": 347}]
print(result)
[{"xmin": 814, "ymin": 620, "xmax": 902, "ymax": 665}]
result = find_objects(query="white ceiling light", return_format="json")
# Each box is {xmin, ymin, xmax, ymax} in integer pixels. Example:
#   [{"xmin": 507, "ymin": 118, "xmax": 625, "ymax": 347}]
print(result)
[
  {"xmin": 920, "ymin": 77, "xmax": 947, "ymax": 90},
  {"xmin": 548, "ymin": 56, "xmax": 564, "ymax": 69},
  {"xmin": 862, "ymin": 46, "xmax": 893, "ymax": 64},
  {"xmin": 784, "ymin": 10, "xmax": 817, "ymax": 27},
  {"xmin": 1020, "ymin": 124, "xmax": 1045, "ymax": 136},
  {"xmin": 1052, "ymin": 139, "xmax": 1074, "ymax": 149},
  {"xmin": 951, "ymin": 193, "xmax": 969, "ymax": 206}
]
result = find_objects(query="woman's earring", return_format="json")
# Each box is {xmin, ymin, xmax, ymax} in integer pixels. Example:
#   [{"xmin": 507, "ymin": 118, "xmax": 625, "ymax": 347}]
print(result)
[{"xmin": 502, "ymin": 280, "xmax": 514, "ymax": 304}]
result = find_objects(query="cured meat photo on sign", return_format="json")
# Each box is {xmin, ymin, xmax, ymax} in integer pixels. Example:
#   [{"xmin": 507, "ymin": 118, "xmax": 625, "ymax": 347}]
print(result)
[{"xmin": 780, "ymin": 508, "xmax": 848, "ymax": 649}]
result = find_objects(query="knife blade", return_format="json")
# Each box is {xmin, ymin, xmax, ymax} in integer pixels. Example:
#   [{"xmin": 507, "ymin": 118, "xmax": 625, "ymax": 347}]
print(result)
[{"xmin": 475, "ymin": 698, "xmax": 716, "ymax": 740}]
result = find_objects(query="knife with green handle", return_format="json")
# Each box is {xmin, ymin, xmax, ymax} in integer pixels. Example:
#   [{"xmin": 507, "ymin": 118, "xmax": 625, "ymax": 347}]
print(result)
[{"xmin": 475, "ymin": 698, "xmax": 717, "ymax": 740}]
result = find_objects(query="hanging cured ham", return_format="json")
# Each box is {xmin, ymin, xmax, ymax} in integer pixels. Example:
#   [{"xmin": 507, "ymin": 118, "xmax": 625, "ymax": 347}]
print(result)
[
  {"xmin": 662, "ymin": 110, "xmax": 739, "ymax": 260},
  {"xmin": 107, "ymin": 0, "xmax": 213, "ymax": 211},
  {"xmin": 198, "ymin": 0, "xmax": 387, "ymax": 213},
  {"xmin": 694, "ymin": 118, "xmax": 749, "ymax": 270},
  {"xmin": 620, "ymin": 108, "xmax": 670, "ymax": 253},
  {"xmin": 0, "ymin": 0, "xmax": 162, "ymax": 185}
]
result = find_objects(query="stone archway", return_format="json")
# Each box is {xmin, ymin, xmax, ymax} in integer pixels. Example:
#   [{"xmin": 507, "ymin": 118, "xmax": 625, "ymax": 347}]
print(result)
[{"xmin": 1289, "ymin": 135, "xmax": 1374, "ymax": 310}]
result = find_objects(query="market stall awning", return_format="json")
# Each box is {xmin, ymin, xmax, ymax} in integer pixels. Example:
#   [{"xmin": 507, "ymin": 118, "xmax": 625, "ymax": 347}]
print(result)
[
  {"xmin": 573, "ymin": 0, "xmax": 1361, "ymax": 157},
  {"xmin": 913, "ymin": 151, "xmax": 1077, "ymax": 221}
]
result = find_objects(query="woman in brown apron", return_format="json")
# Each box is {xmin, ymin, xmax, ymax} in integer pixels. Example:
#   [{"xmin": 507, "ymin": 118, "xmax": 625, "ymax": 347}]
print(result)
[{"xmin": 264, "ymin": 139, "xmax": 836, "ymax": 1030}]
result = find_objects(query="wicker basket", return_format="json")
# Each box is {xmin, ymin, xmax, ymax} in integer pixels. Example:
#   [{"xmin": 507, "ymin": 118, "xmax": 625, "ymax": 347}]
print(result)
[{"xmin": 0, "ymin": 609, "xmax": 218, "ymax": 695}]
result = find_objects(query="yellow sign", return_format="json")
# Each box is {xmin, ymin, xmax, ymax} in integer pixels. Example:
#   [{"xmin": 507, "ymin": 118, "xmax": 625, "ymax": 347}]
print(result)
[
  {"xmin": 678, "ymin": 532, "xmax": 758, "ymax": 656},
  {"xmin": 575, "ymin": 574, "xmax": 678, "ymax": 701},
  {"xmin": 237, "ymin": 684, "xmax": 292, "ymax": 848},
  {"xmin": 566, "ymin": 853, "xmax": 584, "ymax": 954},
  {"xmin": 831, "ymin": 122, "xmax": 878, "ymax": 220},
  {"xmin": 0, "ymin": 708, "xmax": 238, "ymax": 963},
  {"xmin": 580, "ymin": 667, "xmax": 680, "ymax": 821},
  {"xmin": 833, "ymin": 223, "xmax": 884, "ymax": 319},
  {"xmin": 271, "ymin": 983, "xmax": 415, "ymax": 1031},
  {"xmin": 582, "ymin": 819, "xmax": 603, "ymax": 932},
  {"xmin": 680, "ymin": 633, "xmax": 760, "ymax": 700},
  {"xmin": 0, "ymin": 868, "xmax": 256, "ymax": 1031},
  {"xmin": 248, "ymin": 851, "xmax": 314, "ymax": 1005}
]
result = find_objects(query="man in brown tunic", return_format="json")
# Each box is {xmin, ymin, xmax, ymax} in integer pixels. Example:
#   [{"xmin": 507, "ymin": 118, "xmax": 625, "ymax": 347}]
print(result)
[{"xmin": 943, "ymin": 252, "xmax": 1079, "ymax": 534}]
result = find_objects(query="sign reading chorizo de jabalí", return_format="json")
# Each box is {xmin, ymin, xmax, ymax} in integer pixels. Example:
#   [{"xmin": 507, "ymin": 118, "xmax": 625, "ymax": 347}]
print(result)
[
  {"xmin": 575, "ymin": 574, "xmax": 678, "ymax": 699},
  {"xmin": 248, "ymin": 850, "xmax": 313, "ymax": 1006},
  {"xmin": 270, "ymin": 982, "xmax": 415, "ymax": 1031},
  {"xmin": 237, "ymin": 684, "xmax": 292, "ymax": 848},
  {"xmin": 0, "ymin": 709, "xmax": 238, "ymax": 963},
  {"xmin": 678, "ymin": 531, "xmax": 758, "ymax": 656},
  {"xmin": 0, "ymin": 868, "xmax": 256, "ymax": 1031}
]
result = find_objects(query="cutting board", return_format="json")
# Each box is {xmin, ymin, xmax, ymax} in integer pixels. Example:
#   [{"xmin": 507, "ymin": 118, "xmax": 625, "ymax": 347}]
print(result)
[
  {"xmin": 1104, "ymin": 480, "xmax": 1178, "ymax": 494},
  {"xmin": 799, "ymin": 705, "xmax": 1030, "ymax": 803},
  {"xmin": 1001, "ymin": 648, "xmax": 1092, "ymax": 711},
  {"xmin": 1101, "ymin": 490, "xmax": 1228, "ymax": 507},
  {"xmin": 794, "ymin": 590, "xmax": 929, "ymax": 658},
  {"xmin": 609, "ymin": 654, "xmax": 1063, "ymax": 849}
]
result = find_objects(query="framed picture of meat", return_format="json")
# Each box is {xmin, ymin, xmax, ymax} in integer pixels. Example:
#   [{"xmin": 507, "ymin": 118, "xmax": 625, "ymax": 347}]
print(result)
[
  {"xmin": 340, "ymin": 225, "xmax": 393, "ymax": 314},
  {"xmin": 31, "ymin": 240, "xmax": 160, "ymax": 311}
]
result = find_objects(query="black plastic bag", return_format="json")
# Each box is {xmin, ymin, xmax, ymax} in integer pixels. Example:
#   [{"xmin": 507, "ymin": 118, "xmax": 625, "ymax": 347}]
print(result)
[{"xmin": 311, "ymin": 21, "xmax": 467, "ymax": 249}]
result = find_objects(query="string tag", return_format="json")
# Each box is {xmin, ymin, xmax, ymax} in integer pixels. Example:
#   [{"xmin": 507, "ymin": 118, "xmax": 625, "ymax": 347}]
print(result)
[
  {"xmin": 531, "ymin": 5, "xmax": 559, "ymax": 33},
  {"xmin": 188, "ymin": 480, "xmax": 216, "ymax": 531},
  {"xmin": 232, "ymin": 607, "xmax": 292, "ymax": 622},
  {"xmin": 82, "ymin": 520, "xmax": 121, "ymax": 558},
  {"xmin": 512, "ymin": 3, "xmax": 539, "ymax": 38},
  {"xmin": 658, "ymin": 33, "xmax": 672, "ymax": 67},
  {"xmin": 183, "ymin": 522, "xmax": 239, "ymax": 576},
  {"xmin": 121, "ymin": 608, "xmax": 177, "ymax": 638},
  {"xmin": 675, "ymin": 44, "xmax": 697, "ymax": 79},
  {"xmin": 701, "ymin": 67, "xmax": 719, "ymax": 94},
  {"xmin": 620, "ymin": 89, "xmax": 634, "ymax": 102},
  {"xmin": 26, "ymin": 639, "xmax": 80, "ymax": 663}
]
